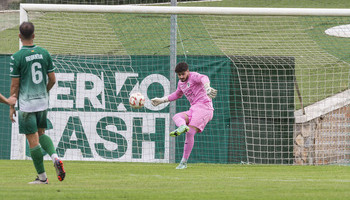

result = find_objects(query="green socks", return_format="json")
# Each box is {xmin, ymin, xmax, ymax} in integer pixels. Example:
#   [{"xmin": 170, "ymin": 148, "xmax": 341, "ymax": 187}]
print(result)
[
  {"xmin": 30, "ymin": 145, "xmax": 45, "ymax": 174},
  {"xmin": 39, "ymin": 134, "xmax": 57, "ymax": 156},
  {"xmin": 30, "ymin": 134, "xmax": 58, "ymax": 176}
]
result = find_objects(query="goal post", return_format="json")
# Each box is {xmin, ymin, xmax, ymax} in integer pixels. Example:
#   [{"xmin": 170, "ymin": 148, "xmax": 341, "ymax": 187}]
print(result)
[
  {"xmin": 19, "ymin": 4, "xmax": 350, "ymax": 16},
  {"xmin": 12, "ymin": 3, "xmax": 350, "ymax": 165}
]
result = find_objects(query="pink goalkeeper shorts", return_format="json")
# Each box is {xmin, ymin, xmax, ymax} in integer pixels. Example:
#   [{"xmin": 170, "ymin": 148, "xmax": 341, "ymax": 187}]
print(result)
[{"xmin": 180, "ymin": 103, "xmax": 214, "ymax": 132}]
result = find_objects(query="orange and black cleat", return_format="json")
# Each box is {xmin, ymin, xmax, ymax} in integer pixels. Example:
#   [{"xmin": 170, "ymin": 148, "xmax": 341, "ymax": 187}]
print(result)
[{"xmin": 54, "ymin": 158, "xmax": 66, "ymax": 181}]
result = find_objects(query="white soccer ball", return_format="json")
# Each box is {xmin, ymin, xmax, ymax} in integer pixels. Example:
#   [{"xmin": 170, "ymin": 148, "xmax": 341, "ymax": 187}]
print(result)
[{"xmin": 129, "ymin": 92, "xmax": 145, "ymax": 109}]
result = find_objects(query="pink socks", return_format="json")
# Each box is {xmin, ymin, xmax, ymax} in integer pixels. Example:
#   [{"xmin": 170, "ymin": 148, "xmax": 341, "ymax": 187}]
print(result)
[{"xmin": 182, "ymin": 127, "xmax": 196, "ymax": 160}]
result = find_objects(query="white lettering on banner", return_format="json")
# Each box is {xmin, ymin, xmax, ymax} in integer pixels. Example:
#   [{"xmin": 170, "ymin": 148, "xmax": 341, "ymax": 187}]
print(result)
[
  {"xmin": 49, "ymin": 72, "xmax": 170, "ymax": 111},
  {"xmin": 115, "ymin": 72, "xmax": 138, "ymax": 95},
  {"xmin": 76, "ymin": 73, "xmax": 105, "ymax": 109},
  {"xmin": 115, "ymin": 72, "xmax": 138, "ymax": 111},
  {"xmin": 45, "ymin": 112, "xmax": 170, "ymax": 162},
  {"xmin": 11, "ymin": 72, "xmax": 172, "ymax": 162},
  {"xmin": 141, "ymin": 74, "xmax": 170, "ymax": 111},
  {"xmin": 50, "ymin": 73, "xmax": 75, "ymax": 108}
]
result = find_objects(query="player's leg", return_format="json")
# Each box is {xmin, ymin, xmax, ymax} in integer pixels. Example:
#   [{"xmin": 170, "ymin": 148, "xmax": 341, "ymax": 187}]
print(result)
[
  {"xmin": 176, "ymin": 125, "xmax": 199, "ymax": 169},
  {"xmin": 26, "ymin": 132, "xmax": 48, "ymax": 184},
  {"xmin": 176, "ymin": 104, "xmax": 214, "ymax": 169},
  {"xmin": 170, "ymin": 112, "xmax": 190, "ymax": 137},
  {"xmin": 173, "ymin": 112, "xmax": 189, "ymax": 127},
  {"xmin": 19, "ymin": 111, "xmax": 48, "ymax": 184},
  {"xmin": 38, "ymin": 129, "xmax": 66, "ymax": 182},
  {"xmin": 37, "ymin": 110, "xmax": 58, "ymax": 161},
  {"xmin": 37, "ymin": 111, "xmax": 65, "ymax": 181},
  {"xmin": 38, "ymin": 129, "xmax": 58, "ymax": 161}
]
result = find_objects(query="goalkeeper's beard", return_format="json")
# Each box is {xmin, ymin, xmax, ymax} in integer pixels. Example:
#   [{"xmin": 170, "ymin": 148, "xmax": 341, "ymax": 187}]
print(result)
[{"xmin": 180, "ymin": 76, "xmax": 188, "ymax": 82}]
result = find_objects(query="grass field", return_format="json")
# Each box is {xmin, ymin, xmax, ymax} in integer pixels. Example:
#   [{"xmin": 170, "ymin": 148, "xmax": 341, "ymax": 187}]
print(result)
[{"xmin": 0, "ymin": 160, "xmax": 349, "ymax": 200}]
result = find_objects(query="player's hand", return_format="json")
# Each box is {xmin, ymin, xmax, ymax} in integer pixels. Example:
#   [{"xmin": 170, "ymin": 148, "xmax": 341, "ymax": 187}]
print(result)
[
  {"xmin": 151, "ymin": 98, "xmax": 163, "ymax": 106},
  {"xmin": 9, "ymin": 106, "xmax": 16, "ymax": 123},
  {"xmin": 151, "ymin": 97, "xmax": 168, "ymax": 106},
  {"xmin": 7, "ymin": 95, "xmax": 17, "ymax": 106},
  {"xmin": 204, "ymin": 83, "xmax": 217, "ymax": 99}
]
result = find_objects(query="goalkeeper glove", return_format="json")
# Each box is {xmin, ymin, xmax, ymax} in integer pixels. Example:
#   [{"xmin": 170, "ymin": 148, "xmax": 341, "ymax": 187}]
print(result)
[
  {"xmin": 204, "ymin": 83, "xmax": 217, "ymax": 99},
  {"xmin": 151, "ymin": 96, "xmax": 169, "ymax": 106}
]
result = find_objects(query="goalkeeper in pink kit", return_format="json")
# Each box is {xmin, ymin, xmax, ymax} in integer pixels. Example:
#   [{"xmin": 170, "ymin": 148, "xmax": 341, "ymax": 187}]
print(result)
[{"xmin": 151, "ymin": 62, "xmax": 217, "ymax": 169}]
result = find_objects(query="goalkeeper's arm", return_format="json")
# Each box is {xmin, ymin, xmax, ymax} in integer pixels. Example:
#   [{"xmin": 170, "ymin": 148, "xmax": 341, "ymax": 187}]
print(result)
[
  {"xmin": 204, "ymin": 82, "xmax": 217, "ymax": 99},
  {"xmin": 200, "ymin": 74, "xmax": 217, "ymax": 99},
  {"xmin": 151, "ymin": 96, "xmax": 169, "ymax": 106},
  {"xmin": 151, "ymin": 86, "xmax": 184, "ymax": 106}
]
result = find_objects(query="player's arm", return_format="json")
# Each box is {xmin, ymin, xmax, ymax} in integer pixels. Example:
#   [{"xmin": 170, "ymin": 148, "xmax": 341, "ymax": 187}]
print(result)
[
  {"xmin": 46, "ymin": 51, "xmax": 56, "ymax": 92},
  {"xmin": 0, "ymin": 93, "xmax": 8, "ymax": 104},
  {"xmin": 0, "ymin": 93, "xmax": 10, "ymax": 105},
  {"xmin": 201, "ymin": 75, "xmax": 217, "ymax": 99},
  {"xmin": 10, "ymin": 77, "xmax": 20, "ymax": 122},
  {"xmin": 10, "ymin": 78, "xmax": 19, "ymax": 101},
  {"xmin": 0, "ymin": 93, "xmax": 16, "ymax": 106},
  {"xmin": 47, "ymin": 72, "xmax": 56, "ymax": 92},
  {"xmin": 151, "ymin": 86, "xmax": 183, "ymax": 106}
]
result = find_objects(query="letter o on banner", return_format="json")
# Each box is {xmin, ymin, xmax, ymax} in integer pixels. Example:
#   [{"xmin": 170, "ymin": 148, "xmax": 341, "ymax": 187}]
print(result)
[{"xmin": 139, "ymin": 74, "xmax": 170, "ymax": 111}]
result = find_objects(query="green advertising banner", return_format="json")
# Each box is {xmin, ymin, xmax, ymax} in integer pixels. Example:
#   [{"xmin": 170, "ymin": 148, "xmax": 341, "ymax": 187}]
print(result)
[
  {"xmin": 0, "ymin": 55, "xmax": 12, "ymax": 160},
  {"xmin": 0, "ymin": 54, "xmax": 294, "ymax": 164}
]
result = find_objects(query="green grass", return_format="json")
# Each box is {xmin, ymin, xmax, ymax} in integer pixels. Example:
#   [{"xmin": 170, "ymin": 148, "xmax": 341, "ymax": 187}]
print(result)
[{"xmin": 0, "ymin": 160, "xmax": 349, "ymax": 200}]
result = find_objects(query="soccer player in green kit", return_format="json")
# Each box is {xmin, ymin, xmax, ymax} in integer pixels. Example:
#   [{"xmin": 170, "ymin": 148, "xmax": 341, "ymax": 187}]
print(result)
[{"xmin": 9, "ymin": 22, "xmax": 65, "ymax": 184}]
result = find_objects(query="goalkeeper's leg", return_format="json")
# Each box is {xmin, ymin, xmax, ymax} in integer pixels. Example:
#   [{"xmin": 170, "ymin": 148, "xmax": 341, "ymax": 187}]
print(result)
[
  {"xmin": 176, "ymin": 126, "xmax": 197, "ymax": 169},
  {"xmin": 170, "ymin": 112, "xmax": 190, "ymax": 137},
  {"xmin": 175, "ymin": 105, "xmax": 214, "ymax": 169}
]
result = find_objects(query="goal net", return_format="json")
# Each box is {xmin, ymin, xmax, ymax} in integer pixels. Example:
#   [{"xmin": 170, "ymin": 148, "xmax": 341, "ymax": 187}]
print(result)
[{"xmin": 10, "ymin": 4, "xmax": 350, "ymax": 165}]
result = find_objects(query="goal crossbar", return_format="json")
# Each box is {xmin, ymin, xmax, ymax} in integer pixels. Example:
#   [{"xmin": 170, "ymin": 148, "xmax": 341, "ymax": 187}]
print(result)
[{"xmin": 20, "ymin": 3, "xmax": 350, "ymax": 16}]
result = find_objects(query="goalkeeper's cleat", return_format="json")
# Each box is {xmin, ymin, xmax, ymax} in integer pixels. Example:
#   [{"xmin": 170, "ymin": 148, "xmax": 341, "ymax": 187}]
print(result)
[
  {"xmin": 54, "ymin": 158, "xmax": 66, "ymax": 181},
  {"xmin": 176, "ymin": 162, "xmax": 187, "ymax": 170},
  {"xmin": 170, "ymin": 125, "xmax": 189, "ymax": 137},
  {"xmin": 28, "ymin": 176, "xmax": 48, "ymax": 184}
]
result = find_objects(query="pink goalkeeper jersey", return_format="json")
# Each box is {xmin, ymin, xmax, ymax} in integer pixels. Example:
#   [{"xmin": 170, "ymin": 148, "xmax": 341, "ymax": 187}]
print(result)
[{"xmin": 168, "ymin": 72, "xmax": 214, "ymax": 110}]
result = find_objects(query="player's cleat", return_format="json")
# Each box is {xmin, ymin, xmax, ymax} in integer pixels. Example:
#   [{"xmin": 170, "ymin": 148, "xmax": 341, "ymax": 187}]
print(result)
[
  {"xmin": 176, "ymin": 162, "xmax": 187, "ymax": 170},
  {"xmin": 54, "ymin": 158, "xmax": 66, "ymax": 181},
  {"xmin": 170, "ymin": 125, "xmax": 189, "ymax": 137},
  {"xmin": 28, "ymin": 176, "xmax": 48, "ymax": 184}
]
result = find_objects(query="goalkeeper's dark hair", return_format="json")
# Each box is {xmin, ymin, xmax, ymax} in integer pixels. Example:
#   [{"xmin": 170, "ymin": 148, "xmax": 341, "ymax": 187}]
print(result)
[
  {"xmin": 175, "ymin": 62, "xmax": 189, "ymax": 73},
  {"xmin": 19, "ymin": 22, "xmax": 34, "ymax": 40}
]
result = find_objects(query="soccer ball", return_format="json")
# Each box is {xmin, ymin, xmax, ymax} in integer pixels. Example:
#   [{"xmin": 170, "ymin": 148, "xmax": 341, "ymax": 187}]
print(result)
[{"xmin": 129, "ymin": 92, "xmax": 145, "ymax": 109}]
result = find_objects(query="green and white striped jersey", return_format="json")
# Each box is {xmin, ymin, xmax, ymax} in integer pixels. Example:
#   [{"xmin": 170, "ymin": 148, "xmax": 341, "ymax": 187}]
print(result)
[{"xmin": 10, "ymin": 45, "xmax": 55, "ymax": 112}]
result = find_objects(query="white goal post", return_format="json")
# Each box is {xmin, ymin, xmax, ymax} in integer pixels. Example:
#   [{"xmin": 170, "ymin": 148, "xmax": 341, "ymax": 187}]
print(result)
[
  {"xmin": 13, "ymin": 3, "xmax": 350, "ymax": 165},
  {"xmin": 20, "ymin": 4, "xmax": 350, "ymax": 16}
]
